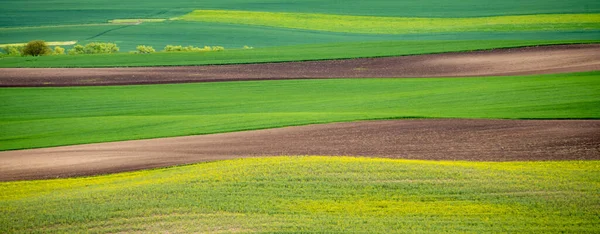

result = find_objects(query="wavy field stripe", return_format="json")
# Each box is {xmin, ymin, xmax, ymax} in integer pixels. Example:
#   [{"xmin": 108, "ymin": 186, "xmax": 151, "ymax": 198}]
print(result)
[{"xmin": 178, "ymin": 10, "xmax": 600, "ymax": 34}]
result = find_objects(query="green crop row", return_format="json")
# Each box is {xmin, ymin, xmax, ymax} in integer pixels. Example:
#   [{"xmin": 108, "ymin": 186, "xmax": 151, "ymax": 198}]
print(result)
[{"xmin": 1, "ymin": 72, "xmax": 598, "ymax": 151}]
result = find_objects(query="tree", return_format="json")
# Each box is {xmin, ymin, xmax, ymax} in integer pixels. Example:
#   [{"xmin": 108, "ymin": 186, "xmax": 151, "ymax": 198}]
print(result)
[{"xmin": 22, "ymin": 40, "xmax": 51, "ymax": 56}]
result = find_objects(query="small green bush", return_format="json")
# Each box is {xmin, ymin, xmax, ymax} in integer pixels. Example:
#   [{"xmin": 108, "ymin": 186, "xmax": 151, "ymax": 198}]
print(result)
[
  {"xmin": 3, "ymin": 45, "xmax": 23, "ymax": 56},
  {"xmin": 68, "ymin": 45, "xmax": 85, "ymax": 55},
  {"xmin": 22, "ymin": 40, "xmax": 51, "ymax": 56},
  {"xmin": 211, "ymin": 46, "xmax": 225, "ymax": 51},
  {"xmin": 136, "ymin": 45, "xmax": 155, "ymax": 54},
  {"xmin": 83, "ymin": 42, "xmax": 119, "ymax": 54},
  {"xmin": 53, "ymin": 46, "xmax": 65, "ymax": 55},
  {"xmin": 164, "ymin": 45, "xmax": 185, "ymax": 52}
]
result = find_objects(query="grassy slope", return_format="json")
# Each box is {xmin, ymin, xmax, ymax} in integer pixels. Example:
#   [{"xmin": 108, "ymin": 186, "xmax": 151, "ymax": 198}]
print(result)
[
  {"xmin": 2, "ymin": 0, "xmax": 599, "ymax": 27},
  {"xmin": 1, "ymin": 156, "xmax": 598, "ymax": 233},
  {"xmin": 2, "ymin": 40, "xmax": 600, "ymax": 68},
  {"xmin": 6, "ymin": 22, "xmax": 598, "ymax": 53},
  {"xmin": 1, "ymin": 72, "xmax": 598, "ymax": 151},
  {"xmin": 180, "ymin": 10, "xmax": 600, "ymax": 34}
]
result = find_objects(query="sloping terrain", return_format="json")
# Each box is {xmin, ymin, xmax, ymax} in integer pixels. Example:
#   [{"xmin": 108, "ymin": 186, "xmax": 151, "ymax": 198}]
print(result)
[
  {"xmin": 1, "ymin": 44, "xmax": 598, "ymax": 86},
  {"xmin": 1, "ymin": 119, "xmax": 598, "ymax": 181}
]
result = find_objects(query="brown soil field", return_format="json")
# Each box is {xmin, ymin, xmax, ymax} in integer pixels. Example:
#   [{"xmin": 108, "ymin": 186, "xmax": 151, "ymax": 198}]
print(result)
[
  {"xmin": 1, "ymin": 119, "xmax": 598, "ymax": 181},
  {"xmin": 0, "ymin": 44, "xmax": 599, "ymax": 87}
]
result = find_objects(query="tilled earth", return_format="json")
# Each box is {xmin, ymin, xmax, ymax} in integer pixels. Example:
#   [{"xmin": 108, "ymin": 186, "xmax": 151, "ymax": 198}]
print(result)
[
  {"xmin": 1, "ymin": 119, "xmax": 598, "ymax": 181},
  {"xmin": 0, "ymin": 44, "xmax": 599, "ymax": 87},
  {"xmin": 1, "ymin": 44, "xmax": 599, "ymax": 181}
]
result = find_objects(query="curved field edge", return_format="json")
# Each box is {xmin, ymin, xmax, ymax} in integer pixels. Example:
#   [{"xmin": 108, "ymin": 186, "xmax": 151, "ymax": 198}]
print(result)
[
  {"xmin": 179, "ymin": 10, "xmax": 600, "ymax": 34},
  {"xmin": 1, "ymin": 156, "xmax": 598, "ymax": 233},
  {"xmin": 1, "ymin": 72, "xmax": 599, "ymax": 151},
  {"xmin": 1, "ymin": 40, "xmax": 599, "ymax": 68}
]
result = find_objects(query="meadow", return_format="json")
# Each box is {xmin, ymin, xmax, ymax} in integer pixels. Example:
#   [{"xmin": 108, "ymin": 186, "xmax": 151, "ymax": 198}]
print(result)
[
  {"xmin": 1, "ymin": 156, "xmax": 598, "ymax": 233},
  {"xmin": 2, "ymin": 40, "xmax": 599, "ymax": 68},
  {"xmin": 1, "ymin": 72, "xmax": 598, "ymax": 151}
]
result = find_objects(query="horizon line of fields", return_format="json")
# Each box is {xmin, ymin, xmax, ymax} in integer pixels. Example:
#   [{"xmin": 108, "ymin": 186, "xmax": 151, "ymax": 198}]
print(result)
[
  {"xmin": 1, "ymin": 72, "xmax": 598, "ymax": 151},
  {"xmin": 1, "ymin": 156, "xmax": 598, "ymax": 233},
  {"xmin": 179, "ymin": 10, "xmax": 600, "ymax": 34},
  {"xmin": 2, "ymin": 40, "xmax": 600, "ymax": 68}
]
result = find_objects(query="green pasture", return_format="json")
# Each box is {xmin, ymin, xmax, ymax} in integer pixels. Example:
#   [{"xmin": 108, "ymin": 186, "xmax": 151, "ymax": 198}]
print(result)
[
  {"xmin": 2, "ymin": 0, "xmax": 599, "ymax": 27},
  {"xmin": 1, "ymin": 72, "xmax": 598, "ymax": 151},
  {"xmin": 1, "ymin": 156, "xmax": 598, "ymax": 233},
  {"xmin": 180, "ymin": 11, "xmax": 600, "ymax": 34},
  {"xmin": 2, "ymin": 40, "xmax": 599, "ymax": 68}
]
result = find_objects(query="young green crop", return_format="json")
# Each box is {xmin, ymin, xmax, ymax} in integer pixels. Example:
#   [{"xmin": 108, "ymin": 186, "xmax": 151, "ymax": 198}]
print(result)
[
  {"xmin": 1, "ymin": 72, "xmax": 598, "ymax": 151},
  {"xmin": 1, "ymin": 156, "xmax": 598, "ymax": 233},
  {"xmin": 179, "ymin": 10, "xmax": 600, "ymax": 34}
]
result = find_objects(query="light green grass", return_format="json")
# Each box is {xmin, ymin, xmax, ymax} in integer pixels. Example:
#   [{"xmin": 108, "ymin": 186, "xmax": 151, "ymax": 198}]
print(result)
[
  {"xmin": 1, "ymin": 156, "xmax": 598, "ymax": 233},
  {"xmin": 180, "ymin": 10, "xmax": 600, "ymax": 34},
  {"xmin": 2, "ymin": 40, "xmax": 600, "ymax": 68},
  {"xmin": 1, "ymin": 72, "xmax": 599, "ymax": 151}
]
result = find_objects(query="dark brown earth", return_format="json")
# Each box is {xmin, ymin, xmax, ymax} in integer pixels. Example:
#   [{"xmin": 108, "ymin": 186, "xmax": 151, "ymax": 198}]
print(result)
[
  {"xmin": 1, "ymin": 44, "xmax": 599, "ymax": 87},
  {"xmin": 1, "ymin": 119, "xmax": 598, "ymax": 181}
]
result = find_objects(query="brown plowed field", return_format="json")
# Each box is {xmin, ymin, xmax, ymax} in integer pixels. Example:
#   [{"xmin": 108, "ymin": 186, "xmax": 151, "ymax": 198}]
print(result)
[
  {"xmin": 1, "ymin": 44, "xmax": 599, "ymax": 87},
  {"xmin": 1, "ymin": 119, "xmax": 598, "ymax": 181}
]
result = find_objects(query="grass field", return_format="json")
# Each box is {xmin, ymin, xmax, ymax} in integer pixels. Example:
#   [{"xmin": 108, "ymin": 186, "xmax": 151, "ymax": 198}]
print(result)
[
  {"xmin": 1, "ymin": 156, "xmax": 598, "ymax": 233},
  {"xmin": 1, "ymin": 0, "xmax": 598, "ymax": 54},
  {"xmin": 1, "ymin": 72, "xmax": 598, "ymax": 151},
  {"xmin": 2, "ymin": 40, "xmax": 599, "ymax": 68},
  {"xmin": 2, "ymin": 0, "xmax": 599, "ymax": 27},
  {"xmin": 180, "ymin": 11, "xmax": 600, "ymax": 34}
]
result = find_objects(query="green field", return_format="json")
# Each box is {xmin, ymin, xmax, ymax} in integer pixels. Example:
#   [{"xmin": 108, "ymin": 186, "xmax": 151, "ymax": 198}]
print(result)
[
  {"xmin": 2, "ymin": 40, "xmax": 600, "ymax": 68},
  {"xmin": 1, "ymin": 156, "xmax": 598, "ymax": 233},
  {"xmin": 1, "ymin": 0, "xmax": 598, "ymax": 55},
  {"xmin": 180, "ymin": 10, "xmax": 600, "ymax": 34},
  {"xmin": 1, "ymin": 1, "xmax": 599, "ymax": 232},
  {"xmin": 2, "ymin": 0, "xmax": 599, "ymax": 27},
  {"xmin": 1, "ymin": 72, "xmax": 598, "ymax": 151}
]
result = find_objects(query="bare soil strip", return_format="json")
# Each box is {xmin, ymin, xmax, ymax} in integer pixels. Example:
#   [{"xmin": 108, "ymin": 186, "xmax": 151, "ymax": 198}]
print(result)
[
  {"xmin": 1, "ymin": 44, "xmax": 599, "ymax": 87},
  {"xmin": 1, "ymin": 119, "xmax": 598, "ymax": 181}
]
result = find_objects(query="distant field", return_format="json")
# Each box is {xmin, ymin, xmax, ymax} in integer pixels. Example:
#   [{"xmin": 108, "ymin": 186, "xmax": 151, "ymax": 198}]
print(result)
[
  {"xmin": 2, "ymin": 20, "xmax": 598, "ymax": 52},
  {"xmin": 1, "ymin": 156, "xmax": 598, "ymax": 233},
  {"xmin": 1, "ymin": 72, "xmax": 598, "ymax": 151},
  {"xmin": 2, "ymin": 40, "xmax": 599, "ymax": 68},
  {"xmin": 180, "ymin": 11, "xmax": 600, "ymax": 34},
  {"xmin": 2, "ymin": 0, "xmax": 599, "ymax": 27},
  {"xmin": 1, "ymin": 0, "xmax": 599, "ymax": 52}
]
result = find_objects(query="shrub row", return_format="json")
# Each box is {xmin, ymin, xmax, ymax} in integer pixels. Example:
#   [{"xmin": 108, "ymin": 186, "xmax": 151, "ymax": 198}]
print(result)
[
  {"xmin": 68, "ymin": 42, "xmax": 119, "ymax": 55},
  {"xmin": 1, "ymin": 40, "xmax": 230, "ymax": 56},
  {"xmin": 1, "ymin": 41, "xmax": 66, "ymax": 57},
  {"xmin": 163, "ymin": 45, "xmax": 224, "ymax": 52}
]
